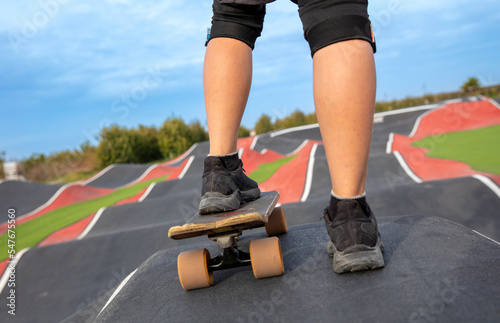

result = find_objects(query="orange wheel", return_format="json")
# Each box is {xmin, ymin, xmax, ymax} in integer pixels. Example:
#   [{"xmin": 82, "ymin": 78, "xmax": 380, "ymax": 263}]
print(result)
[
  {"xmin": 177, "ymin": 249, "xmax": 214, "ymax": 290},
  {"xmin": 265, "ymin": 206, "xmax": 288, "ymax": 236},
  {"xmin": 249, "ymin": 237, "xmax": 284, "ymax": 279}
]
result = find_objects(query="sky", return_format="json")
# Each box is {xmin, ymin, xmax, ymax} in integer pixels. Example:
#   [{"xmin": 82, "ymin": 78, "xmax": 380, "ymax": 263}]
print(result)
[{"xmin": 1, "ymin": 0, "xmax": 499, "ymax": 161}]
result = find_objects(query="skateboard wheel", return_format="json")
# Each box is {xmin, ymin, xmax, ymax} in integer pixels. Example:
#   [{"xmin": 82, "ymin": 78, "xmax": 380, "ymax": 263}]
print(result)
[
  {"xmin": 249, "ymin": 237, "xmax": 284, "ymax": 279},
  {"xmin": 177, "ymin": 249, "xmax": 214, "ymax": 290},
  {"xmin": 265, "ymin": 206, "xmax": 288, "ymax": 236}
]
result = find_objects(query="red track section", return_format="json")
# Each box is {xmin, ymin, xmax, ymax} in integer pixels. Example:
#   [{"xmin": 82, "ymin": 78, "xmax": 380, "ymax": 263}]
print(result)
[
  {"xmin": 236, "ymin": 137, "xmax": 254, "ymax": 149},
  {"xmin": 237, "ymin": 137, "xmax": 323, "ymax": 204},
  {"xmin": 136, "ymin": 165, "xmax": 177, "ymax": 183},
  {"xmin": 37, "ymin": 157, "xmax": 194, "ymax": 247},
  {"xmin": 237, "ymin": 137, "xmax": 284, "ymax": 174},
  {"xmin": 391, "ymin": 99, "xmax": 500, "ymax": 185},
  {"xmin": 410, "ymin": 100, "xmax": 500, "ymax": 139},
  {"xmin": 111, "ymin": 158, "xmax": 192, "ymax": 205},
  {"xmin": 0, "ymin": 185, "xmax": 114, "ymax": 235},
  {"xmin": 167, "ymin": 157, "xmax": 192, "ymax": 180},
  {"xmin": 259, "ymin": 140, "xmax": 321, "ymax": 204},
  {"xmin": 38, "ymin": 211, "xmax": 97, "ymax": 247}
]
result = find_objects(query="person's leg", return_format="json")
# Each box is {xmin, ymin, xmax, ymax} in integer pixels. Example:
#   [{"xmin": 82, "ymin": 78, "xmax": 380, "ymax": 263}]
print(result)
[
  {"xmin": 204, "ymin": 0, "xmax": 265, "ymax": 155},
  {"xmin": 298, "ymin": 0, "xmax": 384, "ymax": 273},
  {"xmin": 315, "ymin": 40, "xmax": 384, "ymax": 274},
  {"xmin": 204, "ymin": 37, "xmax": 253, "ymax": 156},
  {"xmin": 199, "ymin": 1, "xmax": 265, "ymax": 213},
  {"xmin": 313, "ymin": 39, "xmax": 376, "ymax": 196}
]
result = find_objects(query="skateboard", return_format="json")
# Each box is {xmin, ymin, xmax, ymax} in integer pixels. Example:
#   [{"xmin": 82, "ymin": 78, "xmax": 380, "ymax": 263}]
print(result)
[{"xmin": 168, "ymin": 191, "xmax": 287, "ymax": 290}]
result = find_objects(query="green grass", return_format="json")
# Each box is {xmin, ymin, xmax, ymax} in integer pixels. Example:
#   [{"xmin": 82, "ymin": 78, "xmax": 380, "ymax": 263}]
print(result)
[
  {"xmin": 412, "ymin": 124, "xmax": 500, "ymax": 175},
  {"xmin": 249, "ymin": 155, "xmax": 297, "ymax": 183},
  {"xmin": 1, "ymin": 176, "xmax": 167, "ymax": 261}
]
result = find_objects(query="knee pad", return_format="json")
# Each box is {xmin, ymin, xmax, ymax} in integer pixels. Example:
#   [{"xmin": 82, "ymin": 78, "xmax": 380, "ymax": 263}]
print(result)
[
  {"xmin": 298, "ymin": 0, "xmax": 376, "ymax": 56},
  {"xmin": 206, "ymin": 0, "xmax": 266, "ymax": 50}
]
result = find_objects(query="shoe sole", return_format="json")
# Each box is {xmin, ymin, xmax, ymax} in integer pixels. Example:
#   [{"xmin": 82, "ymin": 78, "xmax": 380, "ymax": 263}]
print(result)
[
  {"xmin": 199, "ymin": 188, "xmax": 260, "ymax": 214},
  {"xmin": 327, "ymin": 239, "xmax": 385, "ymax": 274}
]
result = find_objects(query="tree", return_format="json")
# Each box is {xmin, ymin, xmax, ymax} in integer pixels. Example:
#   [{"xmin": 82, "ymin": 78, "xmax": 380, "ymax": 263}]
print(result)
[
  {"xmin": 254, "ymin": 115, "xmax": 274, "ymax": 134},
  {"xmin": 158, "ymin": 118, "xmax": 193, "ymax": 159},
  {"xmin": 189, "ymin": 121, "xmax": 209, "ymax": 143},
  {"xmin": 461, "ymin": 77, "xmax": 480, "ymax": 93},
  {"xmin": 97, "ymin": 125, "xmax": 141, "ymax": 167},
  {"xmin": 134, "ymin": 125, "xmax": 162, "ymax": 163},
  {"xmin": 238, "ymin": 126, "xmax": 250, "ymax": 138},
  {"xmin": 275, "ymin": 110, "xmax": 307, "ymax": 129},
  {"xmin": 80, "ymin": 141, "xmax": 96, "ymax": 155},
  {"xmin": 305, "ymin": 112, "xmax": 317, "ymax": 124}
]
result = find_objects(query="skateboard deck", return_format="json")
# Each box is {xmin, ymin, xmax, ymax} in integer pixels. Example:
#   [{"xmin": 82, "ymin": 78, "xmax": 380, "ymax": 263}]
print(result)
[{"xmin": 168, "ymin": 191, "xmax": 280, "ymax": 240}]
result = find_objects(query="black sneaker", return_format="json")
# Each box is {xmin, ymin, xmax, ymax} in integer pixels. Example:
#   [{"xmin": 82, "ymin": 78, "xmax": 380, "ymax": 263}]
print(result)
[
  {"xmin": 323, "ymin": 196, "xmax": 384, "ymax": 273},
  {"xmin": 199, "ymin": 154, "xmax": 260, "ymax": 214}
]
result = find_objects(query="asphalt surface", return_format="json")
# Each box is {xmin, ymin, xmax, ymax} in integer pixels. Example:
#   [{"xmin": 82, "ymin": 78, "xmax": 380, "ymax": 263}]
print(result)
[
  {"xmin": 83, "ymin": 164, "xmax": 153, "ymax": 189},
  {"xmin": 0, "ymin": 180, "xmax": 63, "ymax": 219},
  {"xmin": 253, "ymin": 125, "xmax": 323, "ymax": 155},
  {"xmin": 1, "ymin": 99, "xmax": 500, "ymax": 323},
  {"xmin": 94, "ymin": 216, "xmax": 500, "ymax": 323}
]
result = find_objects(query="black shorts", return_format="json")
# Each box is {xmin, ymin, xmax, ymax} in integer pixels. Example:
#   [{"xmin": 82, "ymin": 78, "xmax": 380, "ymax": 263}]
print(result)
[{"xmin": 207, "ymin": 0, "xmax": 376, "ymax": 56}]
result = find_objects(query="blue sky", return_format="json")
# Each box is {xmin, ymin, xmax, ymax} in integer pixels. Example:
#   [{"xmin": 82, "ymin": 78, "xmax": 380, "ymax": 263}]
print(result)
[{"xmin": 1, "ymin": 0, "xmax": 499, "ymax": 161}]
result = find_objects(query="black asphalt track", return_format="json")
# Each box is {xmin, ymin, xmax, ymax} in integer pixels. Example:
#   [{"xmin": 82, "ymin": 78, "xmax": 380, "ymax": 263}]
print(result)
[
  {"xmin": 253, "ymin": 126, "xmax": 323, "ymax": 155},
  {"xmin": 370, "ymin": 176, "xmax": 500, "ymax": 241},
  {"xmin": 95, "ymin": 216, "xmax": 500, "ymax": 323},
  {"xmin": 1, "ymin": 100, "xmax": 500, "ymax": 322},
  {"xmin": 1, "ymin": 223, "xmax": 183, "ymax": 323},
  {"xmin": 83, "ymin": 164, "xmax": 153, "ymax": 189},
  {"xmin": 0, "ymin": 180, "xmax": 63, "ymax": 219}
]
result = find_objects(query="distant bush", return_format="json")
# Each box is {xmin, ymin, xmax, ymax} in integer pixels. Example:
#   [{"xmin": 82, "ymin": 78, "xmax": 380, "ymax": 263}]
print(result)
[
  {"xmin": 238, "ymin": 126, "xmax": 251, "ymax": 138},
  {"xmin": 134, "ymin": 125, "xmax": 163, "ymax": 163},
  {"xmin": 15, "ymin": 116, "xmax": 209, "ymax": 182},
  {"xmin": 189, "ymin": 120, "xmax": 210, "ymax": 144},
  {"xmin": 305, "ymin": 112, "xmax": 318, "ymax": 124},
  {"xmin": 461, "ymin": 77, "xmax": 480, "ymax": 94},
  {"xmin": 97, "ymin": 125, "xmax": 165, "ymax": 167},
  {"xmin": 97, "ymin": 125, "xmax": 140, "ymax": 167},
  {"xmin": 375, "ymin": 80, "xmax": 500, "ymax": 113},
  {"xmin": 274, "ymin": 110, "xmax": 306, "ymax": 130},
  {"xmin": 158, "ymin": 118, "xmax": 208, "ymax": 160},
  {"xmin": 254, "ymin": 110, "xmax": 317, "ymax": 135},
  {"xmin": 21, "ymin": 143, "xmax": 98, "ymax": 182},
  {"xmin": 94, "ymin": 118, "xmax": 209, "ymax": 168},
  {"xmin": 255, "ymin": 115, "xmax": 275, "ymax": 134}
]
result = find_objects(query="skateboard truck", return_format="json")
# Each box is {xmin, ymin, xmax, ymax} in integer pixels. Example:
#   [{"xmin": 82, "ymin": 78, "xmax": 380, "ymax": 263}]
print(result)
[{"xmin": 207, "ymin": 232, "xmax": 251, "ymax": 272}]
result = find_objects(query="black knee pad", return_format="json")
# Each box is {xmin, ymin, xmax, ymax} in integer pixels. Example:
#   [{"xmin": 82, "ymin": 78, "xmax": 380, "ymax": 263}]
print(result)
[
  {"xmin": 298, "ymin": 0, "xmax": 376, "ymax": 56},
  {"xmin": 206, "ymin": 0, "xmax": 266, "ymax": 50}
]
